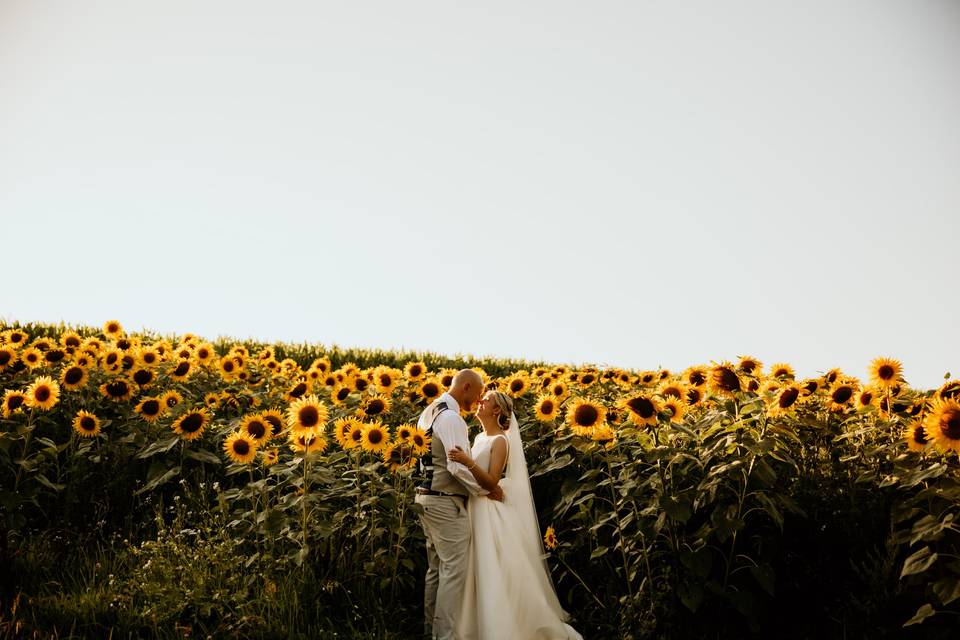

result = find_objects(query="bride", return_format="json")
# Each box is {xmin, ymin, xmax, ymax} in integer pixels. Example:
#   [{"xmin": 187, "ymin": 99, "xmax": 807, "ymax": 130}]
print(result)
[{"xmin": 447, "ymin": 390, "xmax": 583, "ymax": 640}]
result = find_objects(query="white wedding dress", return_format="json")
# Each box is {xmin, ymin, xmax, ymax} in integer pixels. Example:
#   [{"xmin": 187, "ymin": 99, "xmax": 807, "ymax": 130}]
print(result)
[{"xmin": 456, "ymin": 419, "xmax": 583, "ymax": 640}]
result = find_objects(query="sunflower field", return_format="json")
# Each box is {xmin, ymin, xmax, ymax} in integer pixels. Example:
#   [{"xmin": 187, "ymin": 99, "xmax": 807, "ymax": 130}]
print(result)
[{"xmin": 1, "ymin": 321, "xmax": 959, "ymax": 639}]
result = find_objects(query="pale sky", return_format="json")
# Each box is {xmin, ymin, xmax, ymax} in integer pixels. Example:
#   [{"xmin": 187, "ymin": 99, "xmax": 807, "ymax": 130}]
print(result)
[{"xmin": 1, "ymin": 1, "xmax": 958, "ymax": 389}]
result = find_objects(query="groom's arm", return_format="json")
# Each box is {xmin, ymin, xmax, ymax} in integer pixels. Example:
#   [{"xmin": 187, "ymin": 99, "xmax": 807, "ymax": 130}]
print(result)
[{"xmin": 433, "ymin": 413, "xmax": 487, "ymax": 496}]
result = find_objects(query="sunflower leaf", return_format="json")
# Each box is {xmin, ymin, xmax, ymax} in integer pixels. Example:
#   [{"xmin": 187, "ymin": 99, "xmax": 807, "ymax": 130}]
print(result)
[
  {"xmin": 903, "ymin": 603, "xmax": 935, "ymax": 627},
  {"xmin": 901, "ymin": 546, "xmax": 938, "ymax": 579}
]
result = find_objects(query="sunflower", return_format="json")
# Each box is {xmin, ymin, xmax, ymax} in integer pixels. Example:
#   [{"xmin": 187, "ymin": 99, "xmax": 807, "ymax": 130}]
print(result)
[
  {"xmin": 71, "ymin": 352, "xmax": 95, "ymax": 368},
  {"xmin": 2, "ymin": 389, "xmax": 27, "ymax": 418},
  {"xmin": 358, "ymin": 394, "xmax": 391, "ymax": 419},
  {"xmin": 395, "ymin": 424, "xmax": 415, "ymax": 443},
  {"xmin": 43, "ymin": 348, "xmax": 66, "ymax": 365},
  {"xmin": 403, "ymin": 361, "xmax": 427, "ymax": 381},
  {"xmin": 799, "ymin": 378, "xmax": 820, "ymax": 398},
  {"xmin": 204, "ymin": 392, "xmax": 221, "ymax": 408},
  {"xmin": 0, "ymin": 347, "xmax": 17, "ymax": 372},
  {"xmin": 683, "ymin": 366, "xmax": 709, "ymax": 388},
  {"xmin": 240, "ymin": 414, "xmax": 270, "ymax": 444},
  {"xmin": 504, "ymin": 374, "xmax": 530, "ymax": 398},
  {"xmin": 130, "ymin": 367, "xmax": 157, "ymax": 389},
  {"xmin": 100, "ymin": 348, "xmax": 124, "ymax": 373},
  {"xmin": 856, "ymin": 387, "xmax": 877, "ymax": 411},
  {"xmin": 383, "ymin": 442, "xmax": 418, "ymax": 472},
  {"xmin": 135, "ymin": 397, "xmax": 165, "ymax": 423},
  {"xmin": 168, "ymin": 359, "xmax": 193, "ymax": 382},
  {"xmin": 102, "ymin": 319, "xmax": 124, "ymax": 338},
  {"xmin": 823, "ymin": 368, "xmax": 844, "ymax": 385},
  {"xmin": 351, "ymin": 375, "xmax": 371, "ymax": 394},
  {"xmin": 533, "ymin": 395, "xmax": 559, "ymax": 422},
  {"xmin": 768, "ymin": 363, "xmax": 795, "ymax": 380},
  {"xmin": 100, "ymin": 378, "xmax": 136, "ymax": 403},
  {"xmin": 938, "ymin": 380, "xmax": 960, "ymax": 401},
  {"xmin": 657, "ymin": 381, "xmax": 686, "ymax": 401},
  {"xmin": 333, "ymin": 417, "xmax": 359, "ymax": 447},
  {"xmin": 661, "ymin": 397, "xmax": 686, "ymax": 424},
  {"xmin": 25, "ymin": 376, "xmax": 60, "ymax": 411},
  {"xmin": 709, "ymin": 363, "xmax": 742, "ymax": 397},
  {"xmin": 289, "ymin": 430, "xmax": 328, "ymax": 454},
  {"xmin": 331, "ymin": 385, "xmax": 352, "ymax": 405},
  {"xmin": 261, "ymin": 447, "xmax": 279, "ymax": 466},
  {"xmin": 565, "ymin": 397, "xmax": 607, "ymax": 435},
  {"xmin": 224, "ymin": 432, "xmax": 258, "ymax": 464},
  {"xmin": 549, "ymin": 381, "xmax": 570, "ymax": 400},
  {"xmin": 3, "ymin": 329, "xmax": 29, "ymax": 348},
  {"xmin": 924, "ymin": 399, "xmax": 960, "ymax": 453},
  {"xmin": 259, "ymin": 409, "xmax": 285, "ymax": 439},
  {"xmin": 192, "ymin": 342, "xmax": 215, "ymax": 366},
  {"xmin": 903, "ymin": 420, "xmax": 930, "ymax": 453},
  {"xmin": 286, "ymin": 395, "xmax": 329, "ymax": 436},
  {"xmin": 827, "ymin": 379, "xmax": 858, "ymax": 412},
  {"xmin": 868, "ymin": 357, "xmax": 903, "ymax": 390},
  {"xmin": 578, "ymin": 371, "xmax": 598, "ymax": 387},
  {"xmin": 439, "ymin": 369, "xmax": 457, "ymax": 389},
  {"xmin": 408, "ymin": 428, "xmax": 429, "ymax": 455},
  {"xmin": 767, "ymin": 383, "xmax": 802, "ymax": 418},
  {"xmin": 310, "ymin": 356, "xmax": 332, "ymax": 374},
  {"xmin": 685, "ymin": 387, "xmax": 704, "ymax": 406},
  {"xmin": 217, "ymin": 355, "xmax": 243, "ymax": 380},
  {"xmin": 72, "ymin": 410, "xmax": 101, "ymax": 438},
  {"xmin": 637, "ymin": 371, "xmax": 658, "ymax": 386},
  {"xmin": 171, "ymin": 408, "xmax": 210, "ymax": 441},
  {"xmin": 415, "ymin": 378, "xmax": 442, "ymax": 403},
  {"xmin": 359, "ymin": 421, "xmax": 390, "ymax": 454},
  {"xmin": 20, "ymin": 347, "xmax": 44, "ymax": 370},
  {"xmin": 135, "ymin": 346, "xmax": 161, "ymax": 368},
  {"xmin": 619, "ymin": 394, "xmax": 660, "ymax": 427},
  {"xmin": 737, "ymin": 356, "xmax": 763, "ymax": 376},
  {"xmin": 159, "ymin": 390, "xmax": 183, "ymax": 411},
  {"xmin": 543, "ymin": 526, "xmax": 558, "ymax": 550},
  {"xmin": 343, "ymin": 422, "xmax": 366, "ymax": 450},
  {"xmin": 60, "ymin": 365, "xmax": 88, "ymax": 390},
  {"xmin": 285, "ymin": 379, "xmax": 313, "ymax": 403},
  {"xmin": 373, "ymin": 366, "xmax": 401, "ymax": 395}
]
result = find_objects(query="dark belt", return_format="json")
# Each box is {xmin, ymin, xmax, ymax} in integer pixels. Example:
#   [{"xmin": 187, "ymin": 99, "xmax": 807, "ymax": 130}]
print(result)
[{"xmin": 416, "ymin": 487, "xmax": 468, "ymax": 502}]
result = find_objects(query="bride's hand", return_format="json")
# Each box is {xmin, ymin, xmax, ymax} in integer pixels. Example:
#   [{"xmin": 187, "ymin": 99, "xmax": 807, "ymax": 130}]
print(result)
[{"xmin": 448, "ymin": 446, "xmax": 472, "ymax": 466}]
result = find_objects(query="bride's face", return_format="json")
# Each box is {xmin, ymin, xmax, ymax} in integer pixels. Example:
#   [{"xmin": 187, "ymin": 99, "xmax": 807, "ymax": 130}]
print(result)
[{"xmin": 475, "ymin": 391, "xmax": 499, "ymax": 423}]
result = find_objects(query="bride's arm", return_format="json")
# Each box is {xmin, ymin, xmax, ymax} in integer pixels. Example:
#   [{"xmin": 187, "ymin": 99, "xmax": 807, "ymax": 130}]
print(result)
[{"xmin": 448, "ymin": 438, "xmax": 507, "ymax": 493}]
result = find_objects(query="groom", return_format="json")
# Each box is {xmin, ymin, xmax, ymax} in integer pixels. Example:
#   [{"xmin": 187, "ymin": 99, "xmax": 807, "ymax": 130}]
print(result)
[{"xmin": 414, "ymin": 369, "xmax": 504, "ymax": 640}]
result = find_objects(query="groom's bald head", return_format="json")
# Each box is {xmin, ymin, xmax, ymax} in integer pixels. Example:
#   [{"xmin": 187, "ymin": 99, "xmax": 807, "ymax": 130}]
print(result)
[{"xmin": 449, "ymin": 369, "xmax": 484, "ymax": 411}]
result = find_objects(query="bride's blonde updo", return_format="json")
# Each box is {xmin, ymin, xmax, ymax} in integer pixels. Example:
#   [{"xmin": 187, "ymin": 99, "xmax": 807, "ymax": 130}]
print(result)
[{"xmin": 489, "ymin": 391, "xmax": 514, "ymax": 430}]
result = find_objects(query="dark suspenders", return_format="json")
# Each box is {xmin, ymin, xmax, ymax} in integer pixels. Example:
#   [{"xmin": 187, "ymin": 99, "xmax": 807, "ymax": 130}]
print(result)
[{"xmin": 417, "ymin": 401, "xmax": 449, "ymax": 488}]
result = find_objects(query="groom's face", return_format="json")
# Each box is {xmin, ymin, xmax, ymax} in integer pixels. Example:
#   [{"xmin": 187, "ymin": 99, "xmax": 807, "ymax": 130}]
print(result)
[{"xmin": 462, "ymin": 383, "xmax": 483, "ymax": 413}]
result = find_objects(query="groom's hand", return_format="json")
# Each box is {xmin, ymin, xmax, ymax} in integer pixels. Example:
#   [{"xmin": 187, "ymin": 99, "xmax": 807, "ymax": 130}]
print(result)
[{"xmin": 488, "ymin": 485, "xmax": 504, "ymax": 502}]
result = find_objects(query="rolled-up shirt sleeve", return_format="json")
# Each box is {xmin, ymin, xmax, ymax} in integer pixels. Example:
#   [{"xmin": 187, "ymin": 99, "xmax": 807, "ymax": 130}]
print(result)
[{"xmin": 432, "ymin": 413, "xmax": 487, "ymax": 496}]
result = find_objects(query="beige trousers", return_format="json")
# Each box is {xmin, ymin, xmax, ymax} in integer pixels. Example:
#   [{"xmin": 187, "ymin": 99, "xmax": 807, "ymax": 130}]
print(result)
[{"xmin": 415, "ymin": 493, "xmax": 470, "ymax": 640}]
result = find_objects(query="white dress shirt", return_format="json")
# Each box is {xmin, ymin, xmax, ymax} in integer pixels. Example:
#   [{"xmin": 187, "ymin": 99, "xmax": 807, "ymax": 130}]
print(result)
[{"xmin": 418, "ymin": 392, "xmax": 487, "ymax": 496}]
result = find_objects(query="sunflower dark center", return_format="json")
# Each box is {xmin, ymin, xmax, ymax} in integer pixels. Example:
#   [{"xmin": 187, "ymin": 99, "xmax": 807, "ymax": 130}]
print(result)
[
  {"xmin": 914, "ymin": 424, "xmax": 929, "ymax": 444},
  {"xmin": 180, "ymin": 413, "xmax": 204, "ymax": 433},
  {"xmin": 355, "ymin": 379, "xmax": 369, "ymax": 391},
  {"xmin": 939, "ymin": 409, "xmax": 960, "ymax": 440},
  {"xmin": 941, "ymin": 383, "xmax": 960, "ymax": 400},
  {"xmin": 264, "ymin": 415, "xmax": 283, "ymax": 436},
  {"xmin": 233, "ymin": 440, "xmax": 250, "ymax": 455},
  {"xmin": 336, "ymin": 388, "xmax": 350, "ymax": 401},
  {"xmin": 299, "ymin": 406, "xmax": 320, "ymax": 427},
  {"xmin": 45, "ymin": 349, "xmax": 65, "ymax": 362},
  {"xmin": 662, "ymin": 387, "xmax": 681, "ymax": 399},
  {"xmin": 878, "ymin": 365, "xmax": 894, "ymax": 380},
  {"xmin": 741, "ymin": 361, "xmax": 757, "ymax": 373},
  {"xmin": 687, "ymin": 389, "xmax": 701, "ymax": 404},
  {"xmin": 779, "ymin": 388, "xmax": 799, "ymax": 409},
  {"xmin": 627, "ymin": 397, "xmax": 655, "ymax": 418},
  {"xmin": 541, "ymin": 400, "xmax": 555, "ymax": 414},
  {"xmin": 141, "ymin": 400, "xmax": 160, "ymax": 416},
  {"xmin": 366, "ymin": 400, "xmax": 385, "ymax": 415},
  {"xmin": 65, "ymin": 367, "xmax": 84, "ymax": 384},
  {"xmin": 80, "ymin": 416, "xmax": 96, "ymax": 431},
  {"xmin": 717, "ymin": 368, "xmax": 741, "ymax": 392},
  {"xmin": 173, "ymin": 362, "xmax": 190, "ymax": 376},
  {"xmin": 510, "ymin": 380, "xmax": 524, "ymax": 392},
  {"xmin": 34, "ymin": 387, "xmax": 50, "ymax": 402},
  {"xmin": 423, "ymin": 383, "xmax": 439, "ymax": 397},
  {"xmin": 582, "ymin": 374, "xmax": 596, "ymax": 384},
  {"xmin": 689, "ymin": 372, "xmax": 706, "ymax": 386},
  {"xmin": 368, "ymin": 430, "xmax": 384, "ymax": 445},
  {"xmin": 379, "ymin": 375, "xmax": 392, "ymax": 386},
  {"xmin": 223, "ymin": 361, "xmax": 234, "ymax": 372},
  {"xmin": 860, "ymin": 392, "xmax": 873, "ymax": 404},
  {"xmin": 133, "ymin": 370, "xmax": 153, "ymax": 385},
  {"xmin": 290, "ymin": 383, "xmax": 307, "ymax": 398},
  {"xmin": 832, "ymin": 386, "xmax": 853, "ymax": 404},
  {"xmin": 410, "ymin": 366, "xmax": 422, "ymax": 376},
  {"xmin": 7, "ymin": 395, "xmax": 24, "ymax": 411},
  {"xmin": 0, "ymin": 352, "xmax": 10, "ymax": 366},
  {"xmin": 246, "ymin": 420, "xmax": 266, "ymax": 439},
  {"xmin": 197, "ymin": 348, "xmax": 209, "ymax": 359},
  {"xmin": 574, "ymin": 404, "xmax": 599, "ymax": 427}
]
